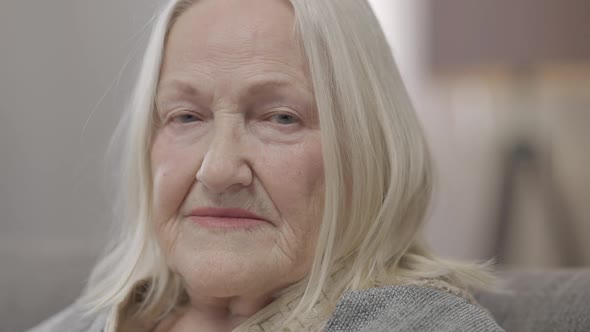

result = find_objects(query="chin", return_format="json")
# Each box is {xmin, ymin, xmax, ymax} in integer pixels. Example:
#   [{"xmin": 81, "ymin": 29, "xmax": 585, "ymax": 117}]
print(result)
[
  {"xmin": 175, "ymin": 254, "xmax": 288, "ymax": 298},
  {"xmin": 166, "ymin": 238, "xmax": 285, "ymax": 297}
]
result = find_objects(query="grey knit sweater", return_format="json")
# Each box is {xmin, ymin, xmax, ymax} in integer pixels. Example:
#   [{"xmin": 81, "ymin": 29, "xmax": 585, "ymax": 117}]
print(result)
[{"xmin": 28, "ymin": 285, "xmax": 504, "ymax": 332}]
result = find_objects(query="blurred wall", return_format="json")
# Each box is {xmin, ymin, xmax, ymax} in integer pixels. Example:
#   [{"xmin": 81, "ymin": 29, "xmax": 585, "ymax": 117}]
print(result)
[
  {"xmin": 377, "ymin": 0, "xmax": 590, "ymax": 266},
  {"xmin": 425, "ymin": 0, "xmax": 590, "ymax": 266},
  {"xmin": 0, "ymin": 1, "xmax": 157, "ymax": 330}
]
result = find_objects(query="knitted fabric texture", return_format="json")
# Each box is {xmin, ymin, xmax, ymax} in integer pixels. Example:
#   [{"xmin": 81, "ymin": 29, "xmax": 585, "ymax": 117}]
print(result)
[{"xmin": 324, "ymin": 285, "xmax": 503, "ymax": 332}]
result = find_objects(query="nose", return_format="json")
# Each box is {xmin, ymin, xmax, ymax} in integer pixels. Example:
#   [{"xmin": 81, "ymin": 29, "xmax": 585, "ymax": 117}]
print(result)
[{"xmin": 196, "ymin": 120, "xmax": 253, "ymax": 195}]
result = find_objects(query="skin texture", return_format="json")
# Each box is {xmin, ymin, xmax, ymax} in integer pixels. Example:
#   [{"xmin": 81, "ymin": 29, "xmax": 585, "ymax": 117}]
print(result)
[{"xmin": 149, "ymin": 0, "xmax": 324, "ymax": 330}]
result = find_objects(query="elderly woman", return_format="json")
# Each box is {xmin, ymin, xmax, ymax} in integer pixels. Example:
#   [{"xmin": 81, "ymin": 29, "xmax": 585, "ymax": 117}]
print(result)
[{"xmin": 30, "ymin": 0, "xmax": 503, "ymax": 331}]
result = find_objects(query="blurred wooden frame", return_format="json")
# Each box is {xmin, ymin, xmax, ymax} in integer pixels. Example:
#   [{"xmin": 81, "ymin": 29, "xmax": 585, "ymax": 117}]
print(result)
[{"xmin": 426, "ymin": 0, "xmax": 590, "ymax": 266}]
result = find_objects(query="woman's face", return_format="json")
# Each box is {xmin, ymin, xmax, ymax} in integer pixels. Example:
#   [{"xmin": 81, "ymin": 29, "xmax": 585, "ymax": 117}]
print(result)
[{"xmin": 150, "ymin": 0, "xmax": 324, "ymax": 299}]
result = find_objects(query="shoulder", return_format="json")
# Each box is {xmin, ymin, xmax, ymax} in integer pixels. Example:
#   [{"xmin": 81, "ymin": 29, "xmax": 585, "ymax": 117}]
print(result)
[
  {"xmin": 26, "ymin": 304, "xmax": 107, "ymax": 332},
  {"xmin": 324, "ymin": 284, "xmax": 505, "ymax": 332}
]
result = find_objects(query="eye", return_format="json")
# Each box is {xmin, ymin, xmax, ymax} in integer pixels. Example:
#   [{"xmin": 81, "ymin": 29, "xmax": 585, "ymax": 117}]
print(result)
[
  {"xmin": 268, "ymin": 113, "xmax": 299, "ymax": 125},
  {"xmin": 171, "ymin": 113, "xmax": 200, "ymax": 124}
]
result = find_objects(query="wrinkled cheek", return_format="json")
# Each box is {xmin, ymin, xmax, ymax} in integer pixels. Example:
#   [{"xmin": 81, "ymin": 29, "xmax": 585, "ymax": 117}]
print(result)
[
  {"xmin": 150, "ymin": 146, "xmax": 199, "ymax": 227},
  {"xmin": 151, "ymin": 168, "xmax": 181, "ymax": 225},
  {"xmin": 273, "ymin": 140, "xmax": 325, "ymax": 239}
]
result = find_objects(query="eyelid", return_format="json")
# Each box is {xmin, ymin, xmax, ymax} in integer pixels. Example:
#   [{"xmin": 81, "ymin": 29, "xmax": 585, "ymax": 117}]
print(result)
[
  {"xmin": 157, "ymin": 99, "xmax": 202, "ymax": 115},
  {"xmin": 263, "ymin": 105, "xmax": 301, "ymax": 117},
  {"xmin": 160, "ymin": 109, "xmax": 202, "ymax": 126}
]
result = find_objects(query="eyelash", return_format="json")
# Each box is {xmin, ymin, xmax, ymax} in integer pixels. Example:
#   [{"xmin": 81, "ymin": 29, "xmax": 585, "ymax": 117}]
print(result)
[
  {"xmin": 266, "ymin": 112, "xmax": 300, "ymax": 125},
  {"xmin": 170, "ymin": 112, "xmax": 201, "ymax": 124},
  {"xmin": 167, "ymin": 110, "xmax": 301, "ymax": 126}
]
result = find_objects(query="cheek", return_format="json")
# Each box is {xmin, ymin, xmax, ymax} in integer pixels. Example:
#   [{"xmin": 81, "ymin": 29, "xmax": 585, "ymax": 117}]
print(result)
[
  {"xmin": 262, "ymin": 137, "xmax": 325, "ymax": 228},
  {"xmin": 150, "ymin": 135, "xmax": 201, "ymax": 224}
]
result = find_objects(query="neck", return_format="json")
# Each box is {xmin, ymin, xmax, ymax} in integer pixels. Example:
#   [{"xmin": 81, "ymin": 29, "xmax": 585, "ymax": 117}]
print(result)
[
  {"xmin": 189, "ymin": 293, "xmax": 274, "ymax": 325},
  {"xmin": 170, "ymin": 286, "xmax": 277, "ymax": 332}
]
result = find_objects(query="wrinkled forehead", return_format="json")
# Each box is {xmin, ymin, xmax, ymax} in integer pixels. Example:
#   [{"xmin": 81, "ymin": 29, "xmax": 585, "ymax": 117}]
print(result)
[
  {"xmin": 159, "ymin": 0, "xmax": 308, "ymax": 87},
  {"xmin": 170, "ymin": 0, "xmax": 297, "ymax": 51},
  {"xmin": 154, "ymin": 0, "xmax": 314, "ymax": 106}
]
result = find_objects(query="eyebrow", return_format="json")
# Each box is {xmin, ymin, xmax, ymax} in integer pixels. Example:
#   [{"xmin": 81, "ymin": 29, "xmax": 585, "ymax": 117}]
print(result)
[
  {"xmin": 156, "ymin": 77, "xmax": 313, "ymax": 102},
  {"xmin": 243, "ymin": 79, "xmax": 301, "ymax": 97},
  {"xmin": 156, "ymin": 80, "xmax": 201, "ymax": 100}
]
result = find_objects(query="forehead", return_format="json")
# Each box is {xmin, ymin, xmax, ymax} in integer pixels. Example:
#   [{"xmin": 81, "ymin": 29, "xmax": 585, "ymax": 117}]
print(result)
[{"xmin": 159, "ymin": 0, "xmax": 309, "ymax": 94}]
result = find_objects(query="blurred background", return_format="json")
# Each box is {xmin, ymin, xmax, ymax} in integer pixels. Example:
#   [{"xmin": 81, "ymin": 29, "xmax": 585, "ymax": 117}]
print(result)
[{"xmin": 1, "ymin": 0, "xmax": 588, "ymax": 330}]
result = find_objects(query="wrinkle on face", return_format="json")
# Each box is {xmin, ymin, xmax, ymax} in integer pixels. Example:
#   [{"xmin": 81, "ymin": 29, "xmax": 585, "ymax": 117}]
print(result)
[{"xmin": 149, "ymin": 0, "xmax": 325, "ymax": 315}]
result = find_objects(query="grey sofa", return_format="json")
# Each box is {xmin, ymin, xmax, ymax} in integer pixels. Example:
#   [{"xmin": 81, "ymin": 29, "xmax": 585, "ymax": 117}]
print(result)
[{"xmin": 475, "ymin": 269, "xmax": 590, "ymax": 332}]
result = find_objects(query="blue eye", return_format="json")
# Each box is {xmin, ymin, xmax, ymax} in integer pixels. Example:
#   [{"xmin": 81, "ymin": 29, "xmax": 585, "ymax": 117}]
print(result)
[
  {"xmin": 270, "ymin": 113, "xmax": 298, "ymax": 125},
  {"xmin": 172, "ymin": 113, "xmax": 199, "ymax": 123}
]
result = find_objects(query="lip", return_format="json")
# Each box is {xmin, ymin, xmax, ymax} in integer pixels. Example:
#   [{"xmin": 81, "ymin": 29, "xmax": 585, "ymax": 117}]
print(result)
[{"xmin": 187, "ymin": 207, "xmax": 269, "ymax": 229}]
